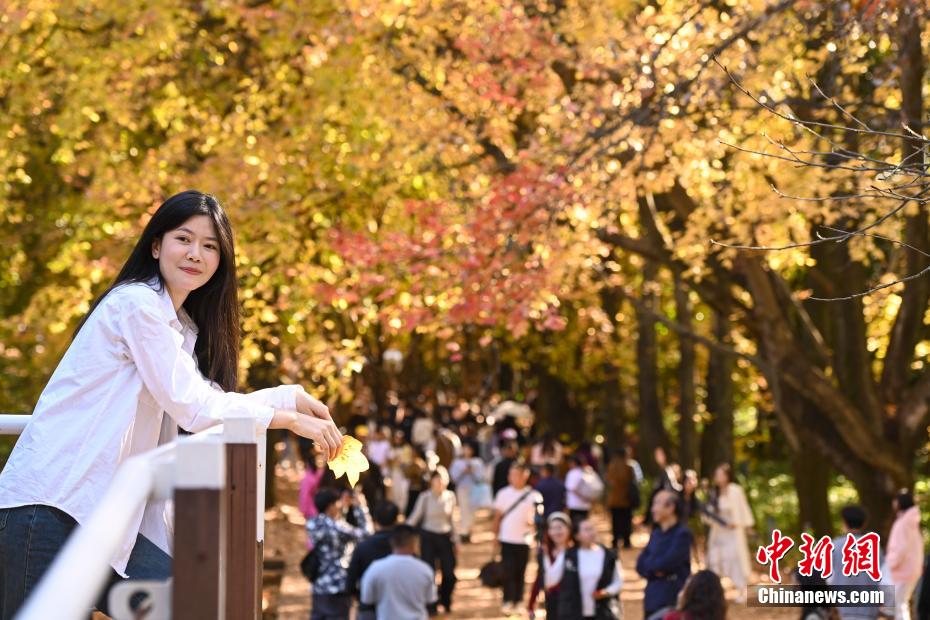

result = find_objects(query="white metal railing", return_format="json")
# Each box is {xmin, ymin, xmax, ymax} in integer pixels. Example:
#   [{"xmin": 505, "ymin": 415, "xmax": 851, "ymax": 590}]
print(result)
[
  {"xmin": 1, "ymin": 414, "xmax": 267, "ymax": 620},
  {"xmin": 0, "ymin": 414, "xmax": 30, "ymax": 435}
]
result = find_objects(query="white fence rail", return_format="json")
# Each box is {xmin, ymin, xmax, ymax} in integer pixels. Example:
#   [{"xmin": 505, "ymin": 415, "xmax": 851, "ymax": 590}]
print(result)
[
  {"xmin": 0, "ymin": 413, "xmax": 266, "ymax": 620},
  {"xmin": 0, "ymin": 414, "xmax": 30, "ymax": 435}
]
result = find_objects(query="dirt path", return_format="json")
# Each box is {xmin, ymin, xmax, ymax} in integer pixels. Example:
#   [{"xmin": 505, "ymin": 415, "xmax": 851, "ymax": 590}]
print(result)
[{"xmin": 264, "ymin": 467, "xmax": 793, "ymax": 619}]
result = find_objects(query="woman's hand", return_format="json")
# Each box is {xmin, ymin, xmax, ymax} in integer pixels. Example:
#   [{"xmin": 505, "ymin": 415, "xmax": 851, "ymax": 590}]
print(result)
[
  {"xmin": 296, "ymin": 390, "xmax": 332, "ymax": 421},
  {"xmin": 271, "ymin": 409, "xmax": 342, "ymax": 461}
]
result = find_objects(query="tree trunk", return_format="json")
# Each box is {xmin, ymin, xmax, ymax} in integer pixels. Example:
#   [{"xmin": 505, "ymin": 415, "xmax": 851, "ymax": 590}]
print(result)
[
  {"xmin": 532, "ymin": 363, "xmax": 585, "ymax": 439},
  {"xmin": 362, "ymin": 327, "xmax": 387, "ymax": 416},
  {"xmin": 636, "ymin": 261, "xmax": 668, "ymax": 477},
  {"xmin": 791, "ymin": 398, "xmax": 834, "ymax": 537},
  {"xmin": 600, "ymin": 284, "xmax": 627, "ymax": 451},
  {"xmin": 601, "ymin": 362, "xmax": 626, "ymax": 452},
  {"xmin": 499, "ymin": 361, "xmax": 514, "ymax": 394},
  {"xmin": 399, "ymin": 332, "xmax": 425, "ymax": 400},
  {"xmin": 847, "ymin": 468, "xmax": 899, "ymax": 538},
  {"xmin": 700, "ymin": 309, "xmax": 734, "ymax": 478},
  {"xmin": 462, "ymin": 326, "xmax": 483, "ymax": 399},
  {"xmin": 675, "ymin": 276, "xmax": 697, "ymax": 470},
  {"xmin": 881, "ymin": 4, "xmax": 929, "ymax": 410},
  {"xmin": 790, "ymin": 446, "xmax": 833, "ymax": 537}
]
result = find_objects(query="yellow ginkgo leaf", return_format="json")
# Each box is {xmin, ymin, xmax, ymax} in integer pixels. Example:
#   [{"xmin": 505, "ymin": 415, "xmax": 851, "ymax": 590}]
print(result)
[{"xmin": 327, "ymin": 435, "xmax": 369, "ymax": 487}]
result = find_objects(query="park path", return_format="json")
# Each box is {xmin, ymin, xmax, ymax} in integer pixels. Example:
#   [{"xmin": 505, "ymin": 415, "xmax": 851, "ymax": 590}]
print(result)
[{"xmin": 264, "ymin": 466, "xmax": 793, "ymax": 620}]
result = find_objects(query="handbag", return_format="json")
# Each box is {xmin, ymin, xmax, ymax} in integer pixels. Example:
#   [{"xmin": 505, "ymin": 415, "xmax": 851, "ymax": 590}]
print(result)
[
  {"xmin": 480, "ymin": 489, "xmax": 534, "ymax": 589},
  {"xmin": 479, "ymin": 559, "xmax": 505, "ymax": 588},
  {"xmin": 300, "ymin": 548, "xmax": 320, "ymax": 582}
]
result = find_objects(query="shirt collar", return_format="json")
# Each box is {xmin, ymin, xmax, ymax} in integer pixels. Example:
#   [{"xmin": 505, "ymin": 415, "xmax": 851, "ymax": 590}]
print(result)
[{"xmin": 146, "ymin": 277, "xmax": 199, "ymax": 336}]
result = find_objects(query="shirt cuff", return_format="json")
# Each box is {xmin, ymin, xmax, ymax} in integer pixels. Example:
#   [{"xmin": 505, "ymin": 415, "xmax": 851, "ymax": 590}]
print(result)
[
  {"xmin": 278, "ymin": 384, "xmax": 304, "ymax": 411},
  {"xmin": 255, "ymin": 405, "xmax": 275, "ymax": 432}
]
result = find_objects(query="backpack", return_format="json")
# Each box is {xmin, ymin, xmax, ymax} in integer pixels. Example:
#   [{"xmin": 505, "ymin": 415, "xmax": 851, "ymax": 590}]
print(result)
[{"xmin": 577, "ymin": 467, "xmax": 604, "ymax": 502}]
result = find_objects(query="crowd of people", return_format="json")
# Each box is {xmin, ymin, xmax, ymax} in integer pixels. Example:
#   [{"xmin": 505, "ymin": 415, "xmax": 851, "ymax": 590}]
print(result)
[{"xmin": 289, "ymin": 394, "xmax": 928, "ymax": 620}]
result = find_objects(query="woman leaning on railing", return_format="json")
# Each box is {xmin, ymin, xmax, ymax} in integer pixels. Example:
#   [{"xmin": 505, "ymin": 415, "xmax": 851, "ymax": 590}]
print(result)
[{"xmin": 0, "ymin": 191, "xmax": 342, "ymax": 620}]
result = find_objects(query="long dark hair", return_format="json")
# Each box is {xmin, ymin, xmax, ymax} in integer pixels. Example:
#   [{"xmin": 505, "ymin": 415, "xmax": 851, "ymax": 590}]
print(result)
[
  {"xmin": 539, "ymin": 432, "xmax": 557, "ymax": 456},
  {"xmin": 895, "ymin": 489, "xmax": 915, "ymax": 512},
  {"xmin": 711, "ymin": 463, "xmax": 734, "ymax": 511},
  {"xmin": 76, "ymin": 191, "xmax": 240, "ymax": 390},
  {"xmin": 678, "ymin": 570, "xmax": 726, "ymax": 619}
]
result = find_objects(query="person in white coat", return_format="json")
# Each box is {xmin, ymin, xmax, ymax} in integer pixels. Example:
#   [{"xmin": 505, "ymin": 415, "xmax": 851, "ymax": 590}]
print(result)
[
  {"xmin": 0, "ymin": 191, "xmax": 342, "ymax": 619},
  {"xmin": 705, "ymin": 463, "xmax": 754, "ymax": 604}
]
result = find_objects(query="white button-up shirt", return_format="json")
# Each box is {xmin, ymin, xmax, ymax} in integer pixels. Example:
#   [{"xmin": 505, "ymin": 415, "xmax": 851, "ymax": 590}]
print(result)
[{"xmin": 0, "ymin": 279, "xmax": 302, "ymax": 575}]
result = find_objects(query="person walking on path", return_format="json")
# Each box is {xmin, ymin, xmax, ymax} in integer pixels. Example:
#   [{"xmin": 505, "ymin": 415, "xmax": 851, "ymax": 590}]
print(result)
[
  {"xmin": 606, "ymin": 447, "xmax": 637, "ymax": 549},
  {"xmin": 449, "ymin": 441, "xmax": 486, "ymax": 542},
  {"xmin": 886, "ymin": 490, "xmax": 924, "ymax": 620},
  {"xmin": 530, "ymin": 433, "xmax": 563, "ymax": 468},
  {"xmin": 827, "ymin": 505, "xmax": 882, "ymax": 620},
  {"xmin": 0, "ymin": 191, "xmax": 343, "ymax": 619},
  {"xmin": 347, "ymin": 501, "xmax": 400, "ymax": 620},
  {"xmin": 361, "ymin": 524, "xmax": 437, "ymax": 620},
  {"xmin": 492, "ymin": 441, "xmax": 519, "ymax": 496},
  {"xmin": 492, "ymin": 461, "xmax": 544, "ymax": 615},
  {"xmin": 528, "ymin": 511, "xmax": 574, "ymax": 619},
  {"xmin": 299, "ymin": 453, "xmax": 326, "ymax": 522},
  {"xmin": 544, "ymin": 518, "xmax": 623, "ymax": 619},
  {"xmin": 306, "ymin": 488, "xmax": 373, "ymax": 620},
  {"xmin": 705, "ymin": 464, "xmax": 754, "ymax": 604},
  {"xmin": 565, "ymin": 455, "xmax": 597, "ymax": 525},
  {"xmin": 407, "ymin": 468, "xmax": 459, "ymax": 614},
  {"xmin": 535, "ymin": 463, "xmax": 567, "ymax": 519},
  {"xmin": 679, "ymin": 470, "xmax": 704, "ymax": 566},
  {"xmin": 637, "ymin": 490, "xmax": 693, "ymax": 620},
  {"xmin": 365, "ymin": 427, "xmax": 393, "ymax": 469}
]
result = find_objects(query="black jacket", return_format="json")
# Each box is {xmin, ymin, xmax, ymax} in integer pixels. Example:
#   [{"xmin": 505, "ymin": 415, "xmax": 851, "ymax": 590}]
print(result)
[
  {"xmin": 346, "ymin": 529, "xmax": 393, "ymax": 596},
  {"xmin": 492, "ymin": 457, "xmax": 515, "ymax": 495}
]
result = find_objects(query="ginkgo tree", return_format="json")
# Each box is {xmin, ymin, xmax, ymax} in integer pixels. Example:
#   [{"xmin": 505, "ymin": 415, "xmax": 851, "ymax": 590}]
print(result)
[
  {"xmin": 338, "ymin": 0, "xmax": 930, "ymax": 532},
  {"xmin": 3, "ymin": 0, "xmax": 929, "ymax": 535}
]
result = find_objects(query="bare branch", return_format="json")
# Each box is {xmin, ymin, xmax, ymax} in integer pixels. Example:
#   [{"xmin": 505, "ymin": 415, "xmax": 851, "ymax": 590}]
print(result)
[{"xmin": 716, "ymin": 58, "xmax": 929, "ymax": 144}]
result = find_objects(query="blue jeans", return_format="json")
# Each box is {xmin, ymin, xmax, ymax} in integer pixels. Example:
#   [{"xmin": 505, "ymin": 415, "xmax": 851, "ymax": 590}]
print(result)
[{"xmin": 0, "ymin": 504, "xmax": 171, "ymax": 619}]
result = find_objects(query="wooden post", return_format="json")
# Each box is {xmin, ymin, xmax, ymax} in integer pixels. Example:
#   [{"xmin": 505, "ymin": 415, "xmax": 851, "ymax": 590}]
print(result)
[
  {"xmin": 223, "ymin": 417, "xmax": 262, "ymax": 619},
  {"xmin": 225, "ymin": 442, "xmax": 259, "ymax": 619},
  {"xmin": 173, "ymin": 438, "xmax": 227, "ymax": 620}
]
